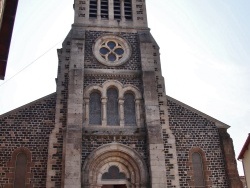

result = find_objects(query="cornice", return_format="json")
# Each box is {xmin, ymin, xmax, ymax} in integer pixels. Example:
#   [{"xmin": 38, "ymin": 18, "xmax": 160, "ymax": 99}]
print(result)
[{"xmin": 84, "ymin": 68, "xmax": 142, "ymax": 78}]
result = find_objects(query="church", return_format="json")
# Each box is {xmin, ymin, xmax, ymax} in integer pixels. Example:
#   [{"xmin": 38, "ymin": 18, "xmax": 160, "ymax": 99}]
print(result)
[{"xmin": 0, "ymin": 0, "xmax": 243, "ymax": 187}]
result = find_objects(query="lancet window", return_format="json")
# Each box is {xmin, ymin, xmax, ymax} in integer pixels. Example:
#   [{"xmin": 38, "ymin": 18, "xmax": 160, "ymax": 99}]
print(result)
[
  {"xmin": 192, "ymin": 152, "xmax": 206, "ymax": 187},
  {"xmin": 124, "ymin": 92, "xmax": 136, "ymax": 125},
  {"xmin": 85, "ymin": 82, "xmax": 142, "ymax": 127},
  {"xmin": 107, "ymin": 88, "xmax": 119, "ymax": 125},
  {"xmin": 14, "ymin": 153, "xmax": 28, "ymax": 188},
  {"xmin": 89, "ymin": 91, "xmax": 102, "ymax": 125}
]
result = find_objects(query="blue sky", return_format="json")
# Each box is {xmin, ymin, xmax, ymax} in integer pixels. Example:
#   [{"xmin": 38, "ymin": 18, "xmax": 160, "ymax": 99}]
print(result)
[{"xmin": 0, "ymin": 0, "xmax": 249, "ymax": 175}]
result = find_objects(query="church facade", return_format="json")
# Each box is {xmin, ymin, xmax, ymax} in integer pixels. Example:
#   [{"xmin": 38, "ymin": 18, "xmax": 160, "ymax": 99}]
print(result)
[{"xmin": 0, "ymin": 0, "xmax": 243, "ymax": 188}]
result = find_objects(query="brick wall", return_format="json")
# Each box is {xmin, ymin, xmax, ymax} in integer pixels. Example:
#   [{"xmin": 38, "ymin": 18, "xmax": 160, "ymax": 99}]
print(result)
[
  {"xmin": 0, "ymin": 94, "xmax": 56, "ymax": 187},
  {"xmin": 167, "ymin": 98, "xmax": 229, "ymax": 187}
]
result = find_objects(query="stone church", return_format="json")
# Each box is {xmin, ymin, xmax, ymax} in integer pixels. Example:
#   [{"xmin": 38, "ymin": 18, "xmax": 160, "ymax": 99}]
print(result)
[{"xmin": 0, "ymin": 0, "xmax": 243, "ymax": 188}]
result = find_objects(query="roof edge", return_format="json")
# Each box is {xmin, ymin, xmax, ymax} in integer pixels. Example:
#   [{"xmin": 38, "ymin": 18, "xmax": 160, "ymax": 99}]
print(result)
[
  {"xmin": 0, "ymin": 92, "xmax": 56, "ymax": 118},
  {"xmin": 166, "ymin": 95, "xmax": 230, "ymax": 129},
  {"xmin": 238, "ymin": 134, "xmax": 250, "ymax": 160}
]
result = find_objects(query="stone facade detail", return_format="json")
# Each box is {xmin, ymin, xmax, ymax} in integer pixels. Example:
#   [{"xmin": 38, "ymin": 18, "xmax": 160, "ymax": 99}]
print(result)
[
  {"xmin": 82, "ymin": 143, "xmax": 148, "ymax": 188},
  {"xmin": 167, "ymin": 96, "xmax": 240, "ymax": 187},
  {"xmin": 0, "ymin": 0, "xmax": 243, "ymax": 188},
  {"xmin": 46, "ymin": 37, "xmax": 71, "ymax": 188},
  {"xmin": 84, "ymin": 31, "xmax": 141, "ymax": 71}
]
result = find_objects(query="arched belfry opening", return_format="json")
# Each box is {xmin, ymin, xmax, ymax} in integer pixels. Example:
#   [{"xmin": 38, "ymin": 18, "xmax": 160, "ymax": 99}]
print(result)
[{"xmin": 82, "ymin": 143, "xmax": 148, "ymax": 188}]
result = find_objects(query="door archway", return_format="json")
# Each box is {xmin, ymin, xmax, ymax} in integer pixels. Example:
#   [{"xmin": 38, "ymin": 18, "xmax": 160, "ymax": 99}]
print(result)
[{"xmin": 82, "ymin": 143, "xmax": 148, "ymax": 188}]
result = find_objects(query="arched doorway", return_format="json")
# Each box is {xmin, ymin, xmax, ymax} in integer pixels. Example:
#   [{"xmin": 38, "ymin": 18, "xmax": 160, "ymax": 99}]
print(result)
[{"xmin": 82, "ymin": 143, "xmax": 148, "ymax": 188}]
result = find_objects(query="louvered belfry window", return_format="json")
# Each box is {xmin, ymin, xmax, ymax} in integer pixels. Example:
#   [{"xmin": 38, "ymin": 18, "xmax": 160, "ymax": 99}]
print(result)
[
  {"xmin": 89, "ymin": 0, "xmax": 133, "ymax": 20},
  {"xmin": 101, "ymin": 0, "xmax": 109, "ymax": 19},
  {"xmin": 107, "ymin": 88, "xmax": 119, "ymax": 125},
  {"xmin": 14, "ymin": 153, "xmax": 28, "ymax": 188},
  {"xmin": 124, "ymin": 0, "xmax": 132, "ymax": 20},
  {"xmin": 192, "ymin": 152, "xmax": 205, "ymax": 187},
  {"xmin": 124, "ymin": 93, "xmax": 136, "ymax": 125},
  {"xmin": 89, "ymin": 92, "xmax": 102, "ymax": 125},
  {"xmin": 89, "ymin": 0, "xmax": 98, "ymax": 18},
  {"xmin": 113, "ymin": 0, "xmax": 121, "ymax": 20}
]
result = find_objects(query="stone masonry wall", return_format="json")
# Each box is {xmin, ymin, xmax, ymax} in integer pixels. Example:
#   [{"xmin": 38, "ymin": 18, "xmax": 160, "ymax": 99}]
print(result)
[
  {"xmin": 0, "ymin": 94, "xmax": 56, "ymax": 187},
  {"xmin": 45, "ymin": 38, "xmax": 71, "ymax": 187},
  {"xmin": 167, "ymin": 98, "xmax": 229, "ymax": 187},
  {"xmin": 82, "ymin": 128, "xmax": 148, "ymax": 170},
  {"xmin": 83, "ymin": 76, "xmax": 143, "ymax": 92}
]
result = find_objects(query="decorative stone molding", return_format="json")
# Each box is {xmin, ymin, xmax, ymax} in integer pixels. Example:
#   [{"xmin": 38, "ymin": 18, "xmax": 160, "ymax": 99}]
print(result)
[
  {"xmin": 82, "ymin": 143, "xmax": 148, "ymax": 188},
  {"xmin": 84, "ymin": 69, "xmax": 142, "ymax": 79}
]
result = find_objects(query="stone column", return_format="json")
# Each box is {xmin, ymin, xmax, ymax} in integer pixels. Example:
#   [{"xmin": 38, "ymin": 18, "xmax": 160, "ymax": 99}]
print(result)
[
  {"xmin": 109, "ymin": 0, "xmax": 114, "ymax": 20},
  {"xmin": 84, "ymin": 99, "xmax": 89, "ymax": 126},
  {"xmin": 135, "ymin": 99, "xmax": 141, "ymax": 127},
  {"xmin": 63, "ymin": 29, "xmax": 85, "ymax": 188},
  {"xmin": 97, "ymin": 0, "xmax": 101, "ymax": 20},
  {"xmin": 119, "ymin": 98, "xmax": 125, "ymax": 127},
  {"xmin": 102, "ymin": 98, "xmax": 107, "ymax": 126},
  {"xmin": 121, "ymin": 0, "xmax": 125, "ymax": 21}
]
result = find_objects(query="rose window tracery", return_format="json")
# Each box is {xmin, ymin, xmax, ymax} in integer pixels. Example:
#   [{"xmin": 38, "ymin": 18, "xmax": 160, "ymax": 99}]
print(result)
[
  {"xmin": 99, "ymin": 41, "xmax": 125, "ymax": 62},
  {"xmin": 93, "ymin": 35, "xmax": 131, "ymax": 66}
]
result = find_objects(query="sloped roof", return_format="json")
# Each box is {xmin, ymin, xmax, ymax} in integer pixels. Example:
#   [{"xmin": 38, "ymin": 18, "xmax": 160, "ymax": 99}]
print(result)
[
  {"xmin": 0, "ymin": 93, "xmax": 56, "ymax": 117},
  {"xmin": 238, "ymin": 134, "xmax": 250, "ymax": 160},
  {"xmin": 166, "ymin": 95, "xmax": 230, "ymax": 129}
]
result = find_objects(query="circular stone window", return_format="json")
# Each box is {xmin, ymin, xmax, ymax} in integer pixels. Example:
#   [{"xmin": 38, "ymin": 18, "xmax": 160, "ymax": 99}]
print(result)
[{"xmin": 93, "ymin": 35, "xmax": 131, "ymax": 66}]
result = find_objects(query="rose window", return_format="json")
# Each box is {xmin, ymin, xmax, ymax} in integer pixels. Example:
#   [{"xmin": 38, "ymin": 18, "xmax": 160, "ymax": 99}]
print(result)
[
  {"xmin": 99, "ymin": 41, "xmax": 125, "ymax": 62},
  {"xmin": 93, "ymin": 35, "xmax": 131, "ymax": 66}
]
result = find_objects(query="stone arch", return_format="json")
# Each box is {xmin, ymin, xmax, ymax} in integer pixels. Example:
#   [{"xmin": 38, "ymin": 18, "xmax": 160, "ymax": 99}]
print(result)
[
  {"xmin": 102, "ymin": 80, "xmax": 123, "ymax": 98},
  {"xmin": 122, "ymin": 85, "xmax": 142, "ymax": 100},
  {"xmin": 84, "ymin": 85, "xmax": 104, "ymax": 98},
  {"xmin": 82, "ymin": 143, "xmax": 148, "ymax": 188}
]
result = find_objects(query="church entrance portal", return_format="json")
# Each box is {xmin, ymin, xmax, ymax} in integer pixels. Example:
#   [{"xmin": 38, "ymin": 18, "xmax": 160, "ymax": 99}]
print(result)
[
  {"xmin": 102, "ymin": 185, "xmax": 127, "ymax": 188},
  {"xmin": 82, "ymin": 143, "xmax": 148, "ymax": 188}
]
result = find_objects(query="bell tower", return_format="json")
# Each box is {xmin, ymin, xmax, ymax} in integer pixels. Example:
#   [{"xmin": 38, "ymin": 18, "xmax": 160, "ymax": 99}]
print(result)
[
  {"xmin": 46, "ymin": 0, "xmax": 180, "ymax": 187},
  {"xmin": 74, "ymin": 0, "xmax": 147, "ymax": 28}
]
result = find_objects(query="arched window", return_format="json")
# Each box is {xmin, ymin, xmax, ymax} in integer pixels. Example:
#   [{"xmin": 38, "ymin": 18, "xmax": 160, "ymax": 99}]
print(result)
[
  {"xmin": 89, "ymin": 91, "xmax": 102, "ymax": 125},
  {"xmin": 102, "ymin": 166, "xmax": 126, "ymax": 180},
  {"xmin": 124, "ymin": 92, "xmax": 136, "ymax": 126},
  {"xmin": 14, "ymin": 153, "xmax": 28, "ymax": 188},
  {"xmin": 107, "ymin": 88, "xmax": 119, "ymax": 125},
  {"xmin": 192, "ymin": 152, "xmax": 205, "ymax": 187}
]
